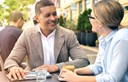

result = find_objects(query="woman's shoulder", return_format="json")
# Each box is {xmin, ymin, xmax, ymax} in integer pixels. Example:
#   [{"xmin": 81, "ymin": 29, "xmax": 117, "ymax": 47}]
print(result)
[
  {"xmin": 113, "ymin": 28, "xmax": 128, "ymax": 41},
  {"xmin": 116, "ymin": 28, "xmax": 128, "ymax": 37}
]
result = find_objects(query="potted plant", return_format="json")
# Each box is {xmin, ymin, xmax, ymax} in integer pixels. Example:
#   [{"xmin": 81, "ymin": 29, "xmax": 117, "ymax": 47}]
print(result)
[
  {"xmin": 58, "ymin": 15, "xmax": 66, "ymax": 27},
  {"xmin": 84, "ymin": 9, "xmax": 98, "ymax": 46},
  {"xmin": 76, "ymin": 11, "xmax": 87, "ymax": 45},
  {"xmin": 65, "ymin": 20, "xmax": 78, "ymax": 37}
]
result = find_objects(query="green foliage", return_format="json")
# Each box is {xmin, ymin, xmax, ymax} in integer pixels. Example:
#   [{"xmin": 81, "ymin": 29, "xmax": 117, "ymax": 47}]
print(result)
[
  {"xmin": 0, "ymin": 5, "xmax": 4, "ymax": 23},
  {"xmin": 125, "ymin": 6, "xmax": 128, "ymax": 10},
  {"xmin": 4, "ymin": 0, "xmax": 35, "ymax": 10},
  {"xmin": 95, "ymin": 39, "xmax": 99, "ymax": 44},
  {"xmin": 58, "ymin": 16, "xmax": 77, "ymax": 31},
  {"xmin": 84, "ymin": 9, "xmax": 92, "ymax": 32},
  {"xmin": 58, "ymin": 15, "xmax": 66, "ymax": 27},
  {"xmin": 0, "ymin": 0, "xmax": 35, "ymax": 24},
  {"xmin": 77, "ymin": 9, "xmax": 92, "ymax": 32},
  {"xmin": 65, "ymin": 20, "xmax": 77, "ymax": 31},
  {"xmin": 77, "ymin": 14, "xmax": 85, "ymax": 32}
]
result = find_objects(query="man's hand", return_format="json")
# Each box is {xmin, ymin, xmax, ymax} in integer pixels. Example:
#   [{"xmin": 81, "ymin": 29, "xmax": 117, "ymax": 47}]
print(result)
[
  {"xmin": 6, "ymin": 66, "xmax": 26, "ymax": 81},
  {"xmin": 33, "ymin": 64, "xmax": 59, "ymax": 73}
]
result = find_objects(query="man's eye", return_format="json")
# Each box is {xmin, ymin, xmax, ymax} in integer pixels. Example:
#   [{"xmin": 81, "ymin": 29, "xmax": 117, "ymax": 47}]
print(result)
[
  {"xmin": 44, "ymin": 12, "xmax": 57, "ymax": 17},
  {"xmin": 45, "ymin": 14, "xmax": 51, "ymax": 17},
  {"xmin": 52, "ymin": 12, "xmax": 57, "ymax": 16}
]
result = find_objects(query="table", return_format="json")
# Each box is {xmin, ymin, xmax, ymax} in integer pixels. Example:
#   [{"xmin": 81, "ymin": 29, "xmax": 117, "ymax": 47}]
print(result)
[{"xmin": 0, "ymin": 71, "xmax": 60, "ymax": 82}]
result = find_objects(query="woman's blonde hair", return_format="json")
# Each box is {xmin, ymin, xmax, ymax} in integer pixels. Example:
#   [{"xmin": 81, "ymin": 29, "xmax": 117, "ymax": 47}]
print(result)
[{"xmin": 93, "ymin": 0, "xmax": 124, "ymax": 30}]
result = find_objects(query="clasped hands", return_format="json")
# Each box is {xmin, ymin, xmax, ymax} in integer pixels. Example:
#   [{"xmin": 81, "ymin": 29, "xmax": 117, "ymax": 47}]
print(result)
[{"xmin": 6, "ymin": 64, "xmax": 58, "ymax": 81}]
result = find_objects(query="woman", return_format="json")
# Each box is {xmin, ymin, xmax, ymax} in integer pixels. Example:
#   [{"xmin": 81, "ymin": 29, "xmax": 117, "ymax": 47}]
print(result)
[{"xmin": 60, "ymin": 0, "xmax": 128, "ymax": 82}]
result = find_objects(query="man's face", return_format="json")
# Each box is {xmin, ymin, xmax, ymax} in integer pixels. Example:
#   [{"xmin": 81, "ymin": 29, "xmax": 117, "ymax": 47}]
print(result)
[{"xmin": 36, "ymin": 5, "xmax": 58, "ymax": 32}]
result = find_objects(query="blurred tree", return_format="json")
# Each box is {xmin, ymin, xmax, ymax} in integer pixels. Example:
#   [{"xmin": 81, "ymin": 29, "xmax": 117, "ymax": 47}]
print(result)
[
  {"xmin": 0, "ymin": 4, "xmax": 4, "ymax": 24},
  {"xmin": 0, "ymin": 0, "xmax": 35, "ymax": 25},
  {"xmin": 58, "ymin": 15, "xmax": 66, "ymax": 27},
  {"xmin": 65, "ymin": 20, "xmax": 77, "ymax": 31}
]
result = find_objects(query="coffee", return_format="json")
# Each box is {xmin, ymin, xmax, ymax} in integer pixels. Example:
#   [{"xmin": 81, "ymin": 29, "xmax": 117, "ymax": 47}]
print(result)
[{"xmin": 62, "ymin": 65, "xmax": 75, "ymax": 72}]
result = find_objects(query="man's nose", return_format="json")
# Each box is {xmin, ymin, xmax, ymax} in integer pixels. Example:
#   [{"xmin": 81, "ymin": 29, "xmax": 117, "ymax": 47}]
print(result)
[{"xmin": 50, "ymin": 15, "xmax": 56, "ymax": 20}]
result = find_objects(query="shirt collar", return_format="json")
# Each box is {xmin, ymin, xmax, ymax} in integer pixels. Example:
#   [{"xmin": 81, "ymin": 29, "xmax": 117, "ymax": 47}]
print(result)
[
  {"xmin": 99, "ymin": 30, "xmax": 117, "ymax": 49},
  {"xmin": 99, "ymin": 30, "xmax": 117, "ymax": 43},
  {"xmin": 38, "ymin": 26, "xmax": 56, "ymax": 38}
]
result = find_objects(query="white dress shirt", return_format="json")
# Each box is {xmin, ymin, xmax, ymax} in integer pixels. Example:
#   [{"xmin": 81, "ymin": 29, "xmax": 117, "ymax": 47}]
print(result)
[{"xmin": 38, "ymin": 27, "xmax": 56, "ymax": 65}]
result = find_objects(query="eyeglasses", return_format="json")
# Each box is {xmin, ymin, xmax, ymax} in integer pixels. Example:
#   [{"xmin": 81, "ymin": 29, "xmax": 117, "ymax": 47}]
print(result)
[{"xmin": 88, "ymin": 15, "xmax": 95, "ymax": 19}]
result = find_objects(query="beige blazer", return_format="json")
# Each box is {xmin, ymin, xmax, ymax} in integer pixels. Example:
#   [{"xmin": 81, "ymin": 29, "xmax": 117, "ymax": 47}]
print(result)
[{"xmin": 4, "ymin": 25, "xmax": 89, "ymax": 70}]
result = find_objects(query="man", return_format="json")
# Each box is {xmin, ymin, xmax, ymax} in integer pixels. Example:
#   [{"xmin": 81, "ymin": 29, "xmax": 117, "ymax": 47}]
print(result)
[
  {"xmin": 0, "ymin": 24, "xmax": 4, "ymax": 31},
  {"xmin": 4, "ymin": 0, "xmax": 89, "ymax": 80},
  {"xmin": 0, "ymin": 10, "xmax": 24, "ymax": 63}
]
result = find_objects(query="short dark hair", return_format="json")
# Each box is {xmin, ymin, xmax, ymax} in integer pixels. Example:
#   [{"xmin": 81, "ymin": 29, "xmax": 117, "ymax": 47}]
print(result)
[
  {"xmin": 10, "ymin": 10, "xmax": 24, "ymax": 22},
  {"xmin": 35, "ymin": 0, "xmax": 54, "ymax": 15}
]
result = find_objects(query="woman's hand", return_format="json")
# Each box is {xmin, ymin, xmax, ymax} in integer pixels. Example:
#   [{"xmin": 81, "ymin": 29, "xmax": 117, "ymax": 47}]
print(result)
[{"xmin": 60, "ymin": 69, "xmax": 79, "ymax": 82}]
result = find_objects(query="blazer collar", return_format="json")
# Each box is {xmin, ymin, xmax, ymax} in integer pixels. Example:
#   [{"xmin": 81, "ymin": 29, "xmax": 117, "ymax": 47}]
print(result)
[{"xmin": 30, "ymin": 24, "xmax": 44, "ymax": 60}]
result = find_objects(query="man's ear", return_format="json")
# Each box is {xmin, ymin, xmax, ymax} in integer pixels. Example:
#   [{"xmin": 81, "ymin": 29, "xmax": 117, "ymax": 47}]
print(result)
[
  {"xmin": 17, "ymin": 18, "xmax": 22, "ymax": 22},
  {"xmin": 16, "ymin": 18, "xmax": 22, "ymax": 24},
  {"xmin": 34, "ymin": 15, "xmax": 39, "ymax": 22}
]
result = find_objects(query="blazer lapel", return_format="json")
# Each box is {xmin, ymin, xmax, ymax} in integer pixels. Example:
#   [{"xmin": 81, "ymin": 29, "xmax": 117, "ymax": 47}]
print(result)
[
  {"xmin": 30, "ymin": 27, "xmax": 44, "ymax": 60},
  {"xmin": 54, "ymin": 26, "xmax": 64, "ymax": 62}
]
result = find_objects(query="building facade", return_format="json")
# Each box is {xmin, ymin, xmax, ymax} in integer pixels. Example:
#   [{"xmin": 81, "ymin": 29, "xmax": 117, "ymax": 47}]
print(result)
[
  {"xmin": 119, "ymin": 0, "xmax": 128, "ymax": 26},
  {"xmin": 54, "ymin": 0, "xmax": 128, "ymax": 26}
]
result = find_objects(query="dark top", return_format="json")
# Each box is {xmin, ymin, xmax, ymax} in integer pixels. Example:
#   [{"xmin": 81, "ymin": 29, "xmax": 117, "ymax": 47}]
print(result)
[
  {"xmin": 0, "ymin": 71, "xmax": 59, "ymax": 82},
  {"xmin": 0, "ymin": 25, "xmax": 22, "ymax": 62}
]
